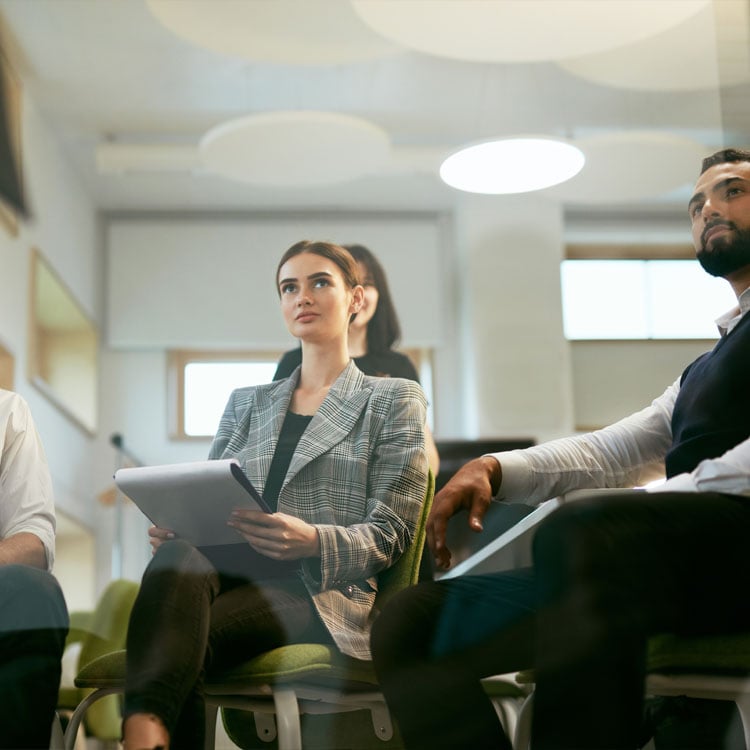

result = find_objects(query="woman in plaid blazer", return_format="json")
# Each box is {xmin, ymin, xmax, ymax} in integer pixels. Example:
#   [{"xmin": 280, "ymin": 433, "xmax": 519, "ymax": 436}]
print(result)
[{"xmin": 122, "ymin": 240, "xmax": 429, "ymax": 750}]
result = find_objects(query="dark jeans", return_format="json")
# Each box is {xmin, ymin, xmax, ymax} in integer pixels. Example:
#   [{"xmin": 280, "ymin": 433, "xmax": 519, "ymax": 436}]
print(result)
[
  {"xmin": 0, "ymin": 565, "xmax": 69, "ymax": 749},
  {"xmin": 371, "ymin": 491, "xmax": 750, "ymax": 750},
  {"xmin": 123, "ymin": 539, "xmax": 332, "ymax": 749}
]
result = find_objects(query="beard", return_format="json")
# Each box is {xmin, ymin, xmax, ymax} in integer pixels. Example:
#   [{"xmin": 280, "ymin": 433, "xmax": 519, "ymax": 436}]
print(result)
[{"xmin": 696, "ymin": 222, "xmax": 750, "ymax": 278}]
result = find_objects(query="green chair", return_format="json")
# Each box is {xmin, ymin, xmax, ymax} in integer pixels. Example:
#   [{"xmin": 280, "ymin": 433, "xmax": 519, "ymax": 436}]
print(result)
[
  {"xmin": 57, "ymin": 579, "xmax": 139, "ymax": 745},
  {"xmin": 644, "ymin": 632, "xmax": 750, "ymax": 749},
  {"xmin": 64, "ymin": 472, "xmax": 434, "ymax": 750},
  {"xmin": 485, "ymin": 637, "xmax": 750, "ymax": 750}
]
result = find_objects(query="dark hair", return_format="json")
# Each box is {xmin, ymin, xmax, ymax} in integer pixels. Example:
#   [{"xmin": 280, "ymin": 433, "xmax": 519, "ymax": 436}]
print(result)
[
  {"xmin": 275, "ymin": 240, "xmax": 361, "ymax": 295},
  {"xmin": 345, "ymin": 244, "xmax": 402, "ymax": 352},
  {"xmin": 700, "ymin": 148, "xmax": 750, "ymax": 174}
]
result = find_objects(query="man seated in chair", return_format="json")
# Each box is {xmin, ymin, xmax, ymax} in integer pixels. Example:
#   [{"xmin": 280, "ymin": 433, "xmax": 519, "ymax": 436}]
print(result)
[
  {"xmin": 371, "ymin": 148, "xmax": 750, "ymax": 750},
  {"xmin": 0, "ymin": 389, "xmax": 69, "ymax": 749}
]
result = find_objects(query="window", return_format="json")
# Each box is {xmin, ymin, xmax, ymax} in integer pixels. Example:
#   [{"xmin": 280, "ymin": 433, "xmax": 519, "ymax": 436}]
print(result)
[
  {"xmin": 170, "ymin": 347, "xmax": 436, "ymax": 439},
  {"xmin": 169, "ymin": 351, "xmax": 283, "ymax": 439},
  {"xmin": 561, "ymin": 259, "xmax": 736, "ymax": 340}
]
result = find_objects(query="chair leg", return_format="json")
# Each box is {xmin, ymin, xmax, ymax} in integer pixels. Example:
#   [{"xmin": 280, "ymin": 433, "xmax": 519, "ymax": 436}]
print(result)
[
  {"xmin": 49, "ymin": 712, "xmax": 65, "ymax": 750},
  {"xmin": 735, "ymin": 695, "xmax": 750, "ymax": 750},
  {"xmin": 204, "ymin": 702, "xmax": 218, "ymax": 750},
  {"xmin": 487, "ymin": 698, "xmax": 515, "ymax": 743},
  {"xmin": 272, "ymin": 688, "xmax": 302, "ymax": 750},
  {"xmin": 514, "ymin": 693, "xmax": 534, "ymax": 750},
  {"xmin": 63, "ymin": 688, "xmax": 123, "ymax": 750},
  {"xmin": 368, "ymin": 698, "xmax": 394, "ymax": 742}
]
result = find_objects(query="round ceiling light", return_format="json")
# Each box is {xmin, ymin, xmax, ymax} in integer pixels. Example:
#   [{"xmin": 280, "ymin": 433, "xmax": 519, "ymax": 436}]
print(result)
[
  {"xmin": 439, "ymin": 137, "xmax": 585, "ymax": 195},
  {"xmin": 200, "ymin": 111, "xmax": 390, "ymax": 187},
  {"xmin": 351, "ymin": 0, "xmax": 708, "ymax": 64}
]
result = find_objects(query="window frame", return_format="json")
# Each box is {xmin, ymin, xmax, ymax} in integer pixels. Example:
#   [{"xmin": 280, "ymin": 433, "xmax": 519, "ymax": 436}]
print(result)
[
  {"xmin": 561, "ymin": 243, "xmax": 731, "ymax": 342},
  {"xmin": 168, "ymin": 349, "xmax": 286, "ymax": 440},
  {"xmin": 169, "ymin": 346, "xmax": 436, "ymax": 441}
]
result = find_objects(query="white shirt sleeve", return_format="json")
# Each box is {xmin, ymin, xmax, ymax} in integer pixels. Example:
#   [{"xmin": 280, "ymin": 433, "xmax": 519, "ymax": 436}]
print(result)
[
  {"xmin": 491, "ymin": 380, "xmax": 679, "ymax": 506},
  {"xmin": 0, "ymin": 391, "xmax": 56, "ymax": 570},
  {"xmin": 649, "ymin": 434, "xmax": 750, "ymax": 496}
]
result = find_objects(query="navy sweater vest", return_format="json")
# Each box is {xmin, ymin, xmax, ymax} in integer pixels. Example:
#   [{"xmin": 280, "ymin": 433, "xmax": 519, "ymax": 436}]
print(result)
[{"xmin": 666, "ymin": 310, "xmax": 750, "ymax": 478}]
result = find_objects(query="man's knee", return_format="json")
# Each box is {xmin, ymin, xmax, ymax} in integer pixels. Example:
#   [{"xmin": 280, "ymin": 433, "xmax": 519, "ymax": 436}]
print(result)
[
  {"xmin": 0, "ymin": 565, "xmax": 68, "ymax": 633},
  {"xmin": 372, "ymin": 583, "xmax": 443, "ymax": 672},
  {"xmin": 533, "ymin": 497, "xmax": 631, "ymax": 570}
]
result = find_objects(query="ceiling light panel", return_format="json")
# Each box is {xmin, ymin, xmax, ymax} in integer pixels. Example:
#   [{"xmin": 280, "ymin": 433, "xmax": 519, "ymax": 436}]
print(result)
[
  {"xmin": 200, "ymin": 111, "xmax": 390, "ymax": 187},
  {"xmin": 440, "ymin": 137, "xmax": 585, "ymax": 195},
  {"xmin": 351, "ymin": 0, "xmax": 708, "ymax": 63}
]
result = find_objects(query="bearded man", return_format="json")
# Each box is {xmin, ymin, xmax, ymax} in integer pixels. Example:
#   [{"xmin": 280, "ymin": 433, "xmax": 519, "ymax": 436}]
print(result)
[{"xmin": 371, "ymin": 148, "xmax": 750, "ymax": 750}]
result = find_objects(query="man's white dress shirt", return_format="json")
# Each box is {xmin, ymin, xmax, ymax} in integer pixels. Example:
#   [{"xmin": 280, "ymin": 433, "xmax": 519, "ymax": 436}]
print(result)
[
  {"xmin": 0, "ymin": 390, "xmax": 55, "ymax": 569},
  {"xmin": 494, "ymin": 288, "xmax": 750, "ymax": 505}
]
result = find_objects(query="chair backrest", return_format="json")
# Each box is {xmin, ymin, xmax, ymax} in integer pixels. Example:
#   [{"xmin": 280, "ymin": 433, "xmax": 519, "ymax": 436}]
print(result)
[
  {"xmin": 78, "ymin": 579, "xmax": 140, "ymax": 669},
  {"xmin": 75, "ymin": 579, "xmax": 139, "ymax": 740},
  {"xmin": 375, "ymin": 470, "xmax": 434, "ymax": 609}
]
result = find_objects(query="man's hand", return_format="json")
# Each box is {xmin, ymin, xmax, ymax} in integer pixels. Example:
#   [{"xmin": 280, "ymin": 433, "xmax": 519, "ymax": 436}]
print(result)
[{"xmin": 427, "ymin": 456, "xmax": 502, "ymax": 570}]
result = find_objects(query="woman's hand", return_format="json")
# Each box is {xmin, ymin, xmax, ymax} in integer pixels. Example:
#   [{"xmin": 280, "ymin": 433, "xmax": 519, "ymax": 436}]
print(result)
[
  {"xmin": 148, "ymin": 525, "xmax": 175, "ymax": 555},
  {"xmin": 228, "ymin": 510, "xmax": 321, "ymax": 560}
]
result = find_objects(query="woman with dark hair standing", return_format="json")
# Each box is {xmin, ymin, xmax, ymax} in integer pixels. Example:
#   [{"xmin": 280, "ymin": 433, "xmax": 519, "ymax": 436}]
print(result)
[
  {"xmin": 120, "ymin": 240, "xmax": 428, "ymax": 750},
  {"xmin": 275, "ymin": 244, "xmax": 440, "ymax": 473}
]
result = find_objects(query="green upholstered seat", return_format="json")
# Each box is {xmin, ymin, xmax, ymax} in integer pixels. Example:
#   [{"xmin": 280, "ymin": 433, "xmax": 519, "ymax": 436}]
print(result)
[
  {"xmin": 210, "ymin": 643, "xmax": 378, "ymax": 689},
  {"xmin": 214, "ymin": 646, "xmax": 390, "ymax": 750},
  {"xmin": 647, "ymin": 632, "xmax": 750, "ymax": 674}
]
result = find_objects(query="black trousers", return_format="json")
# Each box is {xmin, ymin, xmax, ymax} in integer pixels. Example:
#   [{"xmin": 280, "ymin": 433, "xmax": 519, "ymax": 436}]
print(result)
[
  {"xmin": 123, "ymin": 539, "xmax": 332, "ymax": 749},
  {"xmin": 371, "ymin": 491, "xmax": 750, "ymax": 750},
  {"xmin": 0, "ymin": 565, "xmax": 68, "ymax": 749}
]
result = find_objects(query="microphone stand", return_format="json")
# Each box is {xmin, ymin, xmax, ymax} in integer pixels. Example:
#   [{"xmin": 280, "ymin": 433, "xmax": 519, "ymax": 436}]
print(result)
[{"xmin": 109, "ymin": 433, "xmax": 143, "ymax": 579}]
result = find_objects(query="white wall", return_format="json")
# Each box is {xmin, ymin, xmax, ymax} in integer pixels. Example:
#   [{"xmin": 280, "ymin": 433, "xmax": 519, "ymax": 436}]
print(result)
[
  {"xmin": 0, "ymin": 91, "xmax": 101, "ymax": 607},
  {"xmin": 571, "ymin": 340, "xmax": 715, "ymax": 430},
  {"xmin": 106, "ymin": 214, "xmax": 445, "ymax": 349},
  {"xmin": 456, "ymin": 194, "xmax": 574, "ymax": 442}
]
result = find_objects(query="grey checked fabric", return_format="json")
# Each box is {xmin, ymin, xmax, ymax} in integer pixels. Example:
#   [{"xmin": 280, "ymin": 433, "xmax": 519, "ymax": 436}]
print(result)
[{"xmin": 208, "ymin": 360, "xmax": 429, "ymax": 659}]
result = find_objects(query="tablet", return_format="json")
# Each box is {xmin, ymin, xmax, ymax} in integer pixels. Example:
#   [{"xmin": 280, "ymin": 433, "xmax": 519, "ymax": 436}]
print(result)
[
  {"xmin": 114, "ymin": 458, "xmax": 270, "ymax": 547},
  {"xmin": 438, "ymin": 498, "xmax": 561, "ymax": 580},
  {"xmin": 438, "ymin": 488, "xmax": 643, "ymax": 580}
]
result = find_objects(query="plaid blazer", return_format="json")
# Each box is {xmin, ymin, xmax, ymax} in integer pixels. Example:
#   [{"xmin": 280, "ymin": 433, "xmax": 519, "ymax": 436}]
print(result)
[{"xmin": 208, "ymin": 360, "xmax": 429, "ymax": 659}]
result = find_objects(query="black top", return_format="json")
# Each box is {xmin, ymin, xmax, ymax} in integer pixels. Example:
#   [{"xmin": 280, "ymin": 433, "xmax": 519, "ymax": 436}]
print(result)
[
  {"xmin": 199, "ymin": 410, "xmax": 313, "ymax": 581},
  {"xmin": 666, "ymin": 310, "xmax": 750, "ymax": 477},
  {"xmin": 273, "ymin": 347, "xmax": 419, "ymax": 382},
  {"xmin": 263, "ymin": 411, "xmax": 313, "ymax": 511}
]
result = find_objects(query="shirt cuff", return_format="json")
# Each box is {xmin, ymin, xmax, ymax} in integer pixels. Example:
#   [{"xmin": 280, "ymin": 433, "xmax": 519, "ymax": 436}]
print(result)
[
  {"xmin": 486, "ymin": 450, "xmax": 533, "ymax": 502},
  {"xmin": 646, "ymin": 473, "xmax": 697, "ymax": 494}
]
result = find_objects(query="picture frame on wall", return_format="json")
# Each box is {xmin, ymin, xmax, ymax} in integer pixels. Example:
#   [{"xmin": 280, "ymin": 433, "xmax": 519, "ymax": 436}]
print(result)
[
  {"xmin": 28, "ymin": 249, "xmax": 99, "ymax": 435},
  {"xmin": 0, "ymin": 338, "xmax": 13, "ymax": 390},
  {"xmin": 0, "ymin": 44, "xmax": 23, "ymax": 236}
]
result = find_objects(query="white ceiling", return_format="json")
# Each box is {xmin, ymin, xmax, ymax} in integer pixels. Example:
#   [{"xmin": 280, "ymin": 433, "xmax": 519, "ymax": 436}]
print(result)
[{"xmin": 0, "ymin": 0, "xmax": 749, "ymax": 215}]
